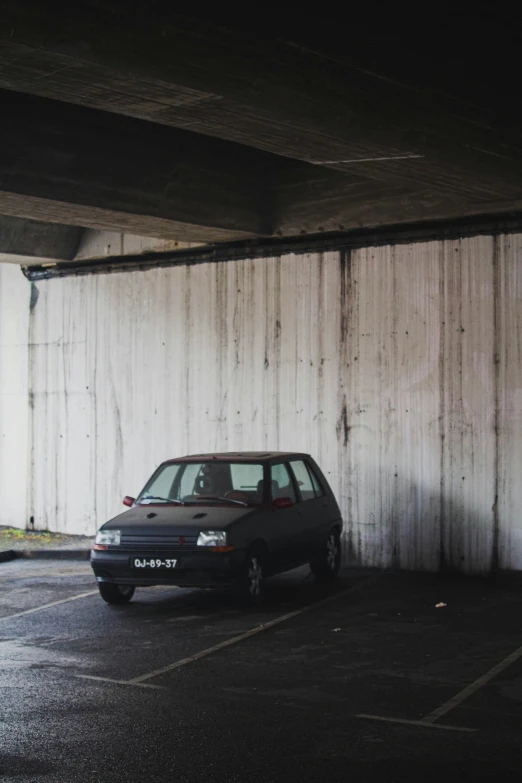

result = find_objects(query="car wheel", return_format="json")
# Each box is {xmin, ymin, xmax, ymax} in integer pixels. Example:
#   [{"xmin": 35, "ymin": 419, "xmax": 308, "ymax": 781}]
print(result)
[
  {"xmin": 310, "ymin": 530, "xmax": 341, "ymax": 583},
  {"xmin": 98, "ymin": 583, "xmax": 135, "ymax": 605},
  {"xmin": 236, "ymin": 551, "xmax": 265, "ymax": 606}
]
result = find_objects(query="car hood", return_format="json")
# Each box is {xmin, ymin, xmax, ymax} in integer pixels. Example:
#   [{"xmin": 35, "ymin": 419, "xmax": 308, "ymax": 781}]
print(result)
[{"xmin": 103, "ymin": 504, "xmax": 255, "ymax": 533}]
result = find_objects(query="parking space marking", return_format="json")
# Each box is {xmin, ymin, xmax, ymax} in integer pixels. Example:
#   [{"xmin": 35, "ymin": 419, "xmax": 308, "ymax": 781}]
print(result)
[
  {"xmin": 127, "ymin": 576, "xmax": 379, "ymax": 685},
  {"xmin": 74, "ymin": 674, "xmax": 165, "ymax": 690},
  {"xmin": 0, "ymin": 590, "xmax": 98, "ymax": 622},
  {"xmin": 356, "ymin": 715, "xmax": 476, "ymax": 733},
  {"xmin": 357, "ymin": 639, "xmax": 522, "ymax": 734},
  {"xmin": 423, "ymin": 640, "xmax": 522, "ymax": 723}
]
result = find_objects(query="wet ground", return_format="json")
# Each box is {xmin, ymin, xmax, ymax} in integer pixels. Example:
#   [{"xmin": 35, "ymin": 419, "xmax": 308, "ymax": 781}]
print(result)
[{"xmin": 1, "ymin": 559, "xmax": 522, "ymax": 782}]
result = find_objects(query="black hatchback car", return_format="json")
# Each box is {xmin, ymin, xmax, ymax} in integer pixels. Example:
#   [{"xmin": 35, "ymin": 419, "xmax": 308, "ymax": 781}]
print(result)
[{"xmin": 91, "ymin": 452, "xmax": 343, "ymax": 605}]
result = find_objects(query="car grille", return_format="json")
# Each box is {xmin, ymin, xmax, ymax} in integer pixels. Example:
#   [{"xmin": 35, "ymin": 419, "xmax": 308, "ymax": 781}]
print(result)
[{"xmin": 114, "ymin": 533, "xmax": 199, "ymax": 551}]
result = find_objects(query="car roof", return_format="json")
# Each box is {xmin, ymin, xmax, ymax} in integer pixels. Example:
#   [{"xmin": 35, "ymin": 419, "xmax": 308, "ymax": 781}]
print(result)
[{"xmin": 165, "ymin": 451, "xmax": 311, "ymax": 463}]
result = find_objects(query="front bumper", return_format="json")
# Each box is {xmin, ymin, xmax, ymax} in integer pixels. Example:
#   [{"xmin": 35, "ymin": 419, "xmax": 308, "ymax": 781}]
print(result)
[{"xmin": 90, "ymin": 548, "xmax": 245, "ymax": 588}]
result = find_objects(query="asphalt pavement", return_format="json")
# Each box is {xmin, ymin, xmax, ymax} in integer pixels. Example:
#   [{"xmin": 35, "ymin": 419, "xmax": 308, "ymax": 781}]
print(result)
[{"xmin": 1, "ymin": 559, "xmax": 522, "ymax": 782}]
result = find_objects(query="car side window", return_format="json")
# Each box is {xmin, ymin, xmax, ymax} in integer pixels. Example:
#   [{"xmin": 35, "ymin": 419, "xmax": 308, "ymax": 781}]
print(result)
[
  {"xmin": 289, "ymin": 460, "xmax": 315, "ymax": 502},
  {"xmin": 270, "ymin": 463, "xmax": 297, "ymax": 503},
  {"xmin": 307, "ymin": 463, "xmax": 325, "ymax": 498},
  {"xmin": 230, "ymin": 463, "xmax": 264, "ymax": 492}
]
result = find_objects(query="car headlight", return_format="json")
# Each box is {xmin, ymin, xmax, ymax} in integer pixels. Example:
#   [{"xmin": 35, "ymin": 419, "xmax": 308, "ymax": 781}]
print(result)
[
  {"xmin": 95, "ymin": 529, "xmax": 121, "ymax": 546},
  {"xmin": 197, "ymin": 530, "xmax": 226, "ymax": 547}
]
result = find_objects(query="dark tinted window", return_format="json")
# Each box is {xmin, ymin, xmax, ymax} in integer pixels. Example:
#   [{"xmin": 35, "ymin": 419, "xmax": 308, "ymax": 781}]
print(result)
[
  {"xmin": 289, "ymin": 460, "xmax": 315, "ymax": 502},
  {"xmin": 270, "ymin": 463, "xmax": 297, "ymax": 503}
]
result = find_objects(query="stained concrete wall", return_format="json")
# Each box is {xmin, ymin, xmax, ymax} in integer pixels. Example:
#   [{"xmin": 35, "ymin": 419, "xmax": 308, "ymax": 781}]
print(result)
[
  {"xmin": 0, "ymin": 264, "xmax": 30, "ymax": 529},
  {"xmin": 1, "ymin": 233, "xmax": 521, "ymax": 573}
]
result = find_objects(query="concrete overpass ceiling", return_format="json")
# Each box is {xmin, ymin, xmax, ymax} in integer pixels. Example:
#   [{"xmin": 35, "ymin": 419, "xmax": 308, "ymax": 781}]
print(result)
[
  {"xmin": 0, "ymin": 88, "xmax": 281, "ymax": 241},
  {"xmin": 0, "ymin": 3, "xmax": 521, "ymax": 271}
]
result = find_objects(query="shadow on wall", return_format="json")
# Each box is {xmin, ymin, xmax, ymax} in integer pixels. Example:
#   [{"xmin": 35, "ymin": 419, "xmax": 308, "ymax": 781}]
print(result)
[{"xmin": 341, "ymin": 468, "xmax": 496, "ymax": 576}]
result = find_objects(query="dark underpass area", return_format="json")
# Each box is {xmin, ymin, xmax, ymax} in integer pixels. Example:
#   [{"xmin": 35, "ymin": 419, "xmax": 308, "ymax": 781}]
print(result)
[
  {"xmin": 1, "ymin": 560, "xmax": 522, "ymax": 782},
  {"xmin": 1, "ymin": 6, "xmax": 522, "ymax": 782}
]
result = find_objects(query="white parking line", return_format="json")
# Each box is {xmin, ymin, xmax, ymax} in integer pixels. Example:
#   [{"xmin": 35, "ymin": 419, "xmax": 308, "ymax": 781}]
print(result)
[
  {"xmin": 74, "ymin": 674, "xmax": 165, "ymax": 690},
  {"xmin": 356, "ymin": 714, "xmax": 476, "ymax": 733},
  {"xmin": 127, "ymin": 576, "xmax": 379, "ymax": 685},
  {"xmin": 129, "ymin": 611, "xmax": 310, "ymax": 683},
  {"xmin": 357, "ymin": 639, "xmax": 522, "ymax": 733},
  {"xmin": 0, "ymin": 591, "xmax": 98, "ymax": 622},
  {"xmin": 423, "ymin": 641, "xmax": 522, "ymax": 723}
]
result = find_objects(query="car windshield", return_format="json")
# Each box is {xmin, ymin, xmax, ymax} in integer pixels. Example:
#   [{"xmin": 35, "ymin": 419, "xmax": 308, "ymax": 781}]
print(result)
[{"xmin": 137, "ymin": 461, "xmax": 265, "ymax": 507}]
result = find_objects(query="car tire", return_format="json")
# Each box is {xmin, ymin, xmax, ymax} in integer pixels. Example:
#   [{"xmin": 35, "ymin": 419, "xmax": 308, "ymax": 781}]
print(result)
[
  {"xmin": 235, "ymin": 549, "xmax": 265, "ymax": 606},
  {"xmin": 310, "ymin": 530, "xmax": 341, "ymax": 583},
  {"xmin": 98, "ymin": 583, "xmax": 135, "ymax": 605}
]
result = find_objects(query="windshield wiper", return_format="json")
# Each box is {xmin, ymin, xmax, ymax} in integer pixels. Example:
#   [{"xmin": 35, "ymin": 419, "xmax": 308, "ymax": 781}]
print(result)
[
  {"xmin": 185, "ymin": 495, "xmax": 248, "ymax": 507},
  {"xmin": 140, "ymin": 496, "xmax": 183, "ymax": 505},
  {"xmin": 217, "ymin": 496, "xmax": 248, "ymax": 507}
]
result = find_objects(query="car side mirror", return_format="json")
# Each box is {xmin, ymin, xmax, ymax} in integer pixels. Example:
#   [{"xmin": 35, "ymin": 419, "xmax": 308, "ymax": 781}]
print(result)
[
  {"xmin": 123, "ymin": 496, "xmax": 135, "ymax": 507},
  {"xmin": 273, "ymin": 496, "xmax": 293, "ymax": 510}
]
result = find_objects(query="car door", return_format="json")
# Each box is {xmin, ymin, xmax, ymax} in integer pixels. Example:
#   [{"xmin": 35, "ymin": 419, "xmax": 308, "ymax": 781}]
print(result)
[
  {"xmin": 267, "ymin": 461, "xmax": 305, "ymax": 572},
  {"xmin": 288, "ymin": 459, "xmax": 330, "ymax": 559}
]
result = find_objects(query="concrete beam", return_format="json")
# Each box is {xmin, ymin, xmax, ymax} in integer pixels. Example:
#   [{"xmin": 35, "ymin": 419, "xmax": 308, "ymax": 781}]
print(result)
[
  {"xmin": 275, "ymin": 167, "xmax": 522, "ymax": 236},
  {"xmin": 0, "ymin": 215, "xmax": 81, "ymax": 260},
  {"xmin": 0, "ymin": 90, "xmax": 278, "ymax": 242},
  {"xmin": 74, "ymin": 231, "xmax": 200, "ymax": 262},
  {"xmin": 0, "ymin": 222, "xmax": 202, "ymax": 268}
]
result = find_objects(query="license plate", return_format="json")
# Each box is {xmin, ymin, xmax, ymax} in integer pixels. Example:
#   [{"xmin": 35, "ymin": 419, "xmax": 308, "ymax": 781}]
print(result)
[{"xmin": 132, "ymin": 558, "xmax": 177, "ymax": 570}]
